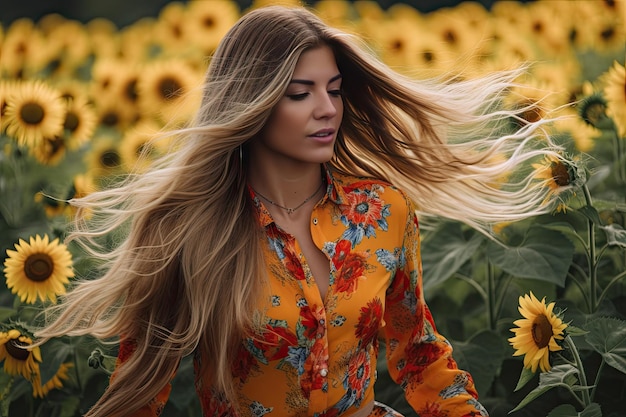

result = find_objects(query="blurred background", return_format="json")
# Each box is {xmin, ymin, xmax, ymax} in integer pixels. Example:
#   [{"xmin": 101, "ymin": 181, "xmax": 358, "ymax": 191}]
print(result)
[{"xmin": 3, "ymin": 0, "xmax": 532, "ymax": 27}]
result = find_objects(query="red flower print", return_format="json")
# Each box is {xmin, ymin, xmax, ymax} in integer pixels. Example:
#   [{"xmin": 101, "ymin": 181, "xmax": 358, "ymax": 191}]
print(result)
[
  {"xmin": 300, "ymin": 304, "xmax": 325, "ymax": 339},
  {"xmin": 231, "ymin": 345, "xmax": 257, "ymax": 383},
  {"xmin": 416, "ymin": 402, "xmax": 449, "ymax": 417},
  {"xmin": 347, "ymin": 350, "xmax": 371, "ymax": 400},
  {"xmin": 199, "ymin": 388, "xmax": 234, "ymax": 417},
  {"xmin": 283, "ymin": 240, "xmax": 305, "ymax": 281},
  {"xmin": 335, "ymin": 251, "xmax": 369, "ymax": 294},
  {"xmin": 355, "ymin": 298, "xmax": 383, "ymax": 347},
  {"xmin": 344, "ymin": 192, "xmax": 384, "ymax": 229},
  {"xmin": 400, "ymin": 342, "xmax": 444, "ymax": 383},
  {"xmin": 387, "ymin": 269, "xmax": 410, "ymax": 304},
  {"xmin": 254, "ymin": 324, "xmax": 297, "ymax": 362},
  {"xmin": 301, "ymin": 338, "xmax": 329, "ymax": 395},
  {"xmin": 331, "ymin": 239, "xmax": 352, "ymax": 270}
]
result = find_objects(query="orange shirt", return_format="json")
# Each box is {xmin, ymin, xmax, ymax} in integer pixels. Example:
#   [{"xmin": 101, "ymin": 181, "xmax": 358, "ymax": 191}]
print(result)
[{"xmin": 116, "ymin": 168, "xmax": 487, "ymax": 417}]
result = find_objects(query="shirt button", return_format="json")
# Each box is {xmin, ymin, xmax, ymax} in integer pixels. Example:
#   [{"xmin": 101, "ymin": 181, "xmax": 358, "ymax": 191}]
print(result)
[
  {"xmin": 319, "ymin": 368, "xmax": 328, "ymax": 377},
  {"xmin": 312, "ymin": 218, "xmax": 318, "ymax": 225},
  {"xmin": 319, "ymin": 319, "xmax": 325, "ymax": 325}
]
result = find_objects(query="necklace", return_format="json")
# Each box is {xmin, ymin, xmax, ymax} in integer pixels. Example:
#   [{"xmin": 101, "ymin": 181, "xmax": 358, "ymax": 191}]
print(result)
[{"xmin": 252, "ymin": 182, "xmax": 324, "ymax": 214}]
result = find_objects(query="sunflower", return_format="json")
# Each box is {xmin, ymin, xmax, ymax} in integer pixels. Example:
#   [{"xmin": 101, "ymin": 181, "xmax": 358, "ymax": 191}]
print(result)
[
  {"xmin": 34, "ymin": 192, "xmax": 67, "ymax": 218},
  {"xmin": 186, "ymin": 0, "xmax": 240, "ymax": 54},
  {"xmin": 137, "ymin": 59, "xmax": 202, "ymax": 125},
  {"xmin": 154, "ymin": 2, "xmax": 192, "ymax": 53},
  {"xmin": 85, "ymin": 18, "xmax": 119, "ymax": 60},
  {"xmin": 426, "ymin": 8, "xmax": 481, "ymax": 55},
  {"xmin": 44, "ymin": 19, "xmax": 92, "ymax": 76},
  {"xmin": 0, "ymin": 79, "xmax": 17, "ymax": 133},
  {"xmin": 3, "ymin": 80, "xmax": 66, "ymax": 149},
  {"xmin": 120, "ymin": 120, "xmax": 162, "ymax": 172},
  {"xmin": 63, "ymin": 96, "xmax": 98, "ymax": 150},
  {"xmin": 86, "ymin": 135, "xmax": 124, "ymax": 179},
  {"xmin": 65, "ymin": 174, "xmax": 96, "ymax": 219},
  {"xmin": 554, "ymin": 114, "xmax": 601, "ymax": 153},
  {"xmin": 578, "ymin": 93, "xmax": 613, "ymax": 130},
  {"xmin": 601, "ymin": 61, "xmax": 626, "ymax": 137},
  {"xmin": 0, "ymin": 18, "xmax": 48, "ymax": 78},
  {"xmin": 32, "ymin": 362, "xmax": 73, "ymax": 398},
  {"xmin": 505, "ymin": 81, "xmax": 557, "ymax": 129},
  {"xmin": 532, "ymin": 153, "xmax": 583, "ymax": 194},
  {"xmin": 4, "ymin": 234, "xmax": 74, "ymax": 304},
  {"xmin": 29, "ymin": 134, "xmax": 67, "ymax": 166},
  {"xmin": 509, "ymin": 292, "xmax": 568, "ymax": 373},
  {"xmin": 0, "ymin": 329, "xmax": 42, "ymax": 380}
]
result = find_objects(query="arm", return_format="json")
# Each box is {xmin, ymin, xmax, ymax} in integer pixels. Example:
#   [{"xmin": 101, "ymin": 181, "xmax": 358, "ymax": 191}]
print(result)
[{"xmin": 383, "ymin": 199, "xmax": 488, "ymax": 416}]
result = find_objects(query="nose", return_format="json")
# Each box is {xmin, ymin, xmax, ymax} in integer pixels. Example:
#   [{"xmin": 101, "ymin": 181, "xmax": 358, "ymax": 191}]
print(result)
[{"xmin": 314, "ymin": 93, "xmax": 338, "ymax": 119}]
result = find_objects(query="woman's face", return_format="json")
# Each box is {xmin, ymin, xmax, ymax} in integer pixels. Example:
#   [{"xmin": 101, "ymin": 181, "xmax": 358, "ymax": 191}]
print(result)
[{"xmin": 252, "ymin": 45, "xmax": 343, "ymax": 167}]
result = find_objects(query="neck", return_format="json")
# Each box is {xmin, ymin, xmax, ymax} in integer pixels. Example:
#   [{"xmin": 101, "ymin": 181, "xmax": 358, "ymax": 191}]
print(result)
[{"xmin": 248, "ymin": 163, "xmax": 325, "ymax": 209}]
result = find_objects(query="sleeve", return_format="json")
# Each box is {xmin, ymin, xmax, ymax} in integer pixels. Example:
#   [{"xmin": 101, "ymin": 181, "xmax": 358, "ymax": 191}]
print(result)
[
  {"xmin": 110, "ymin": 338, "xmax": 174, "ymax": 417},
  {"xmin": 382, "ymin": 198, "xmax": 488, "ymax": 417}
]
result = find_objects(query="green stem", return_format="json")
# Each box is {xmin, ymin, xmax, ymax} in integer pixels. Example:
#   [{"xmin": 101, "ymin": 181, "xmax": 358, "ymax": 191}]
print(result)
[
  {"xmin": 494, "ymin": 274, "xmax": 513, "ymax": 321},
  {"xmin": 597, "ymin": 270, "xmax": 626, "ymax": 306},
  {"xmin": 454, "ymin": 273, "xmax": 488, "ymax": 302},
  {"xmin": 565, "ymin": 335, "xmax": 591, "ymax": 407},
  {"xmin": 582, "ymin": 185, "xmax": 597, "ymax": 312},
  {"xmin": 612, "ymin": 127, "xmax": 626, "ymax": 183},
  {"xmin": 590, "ymin": 358, "xmax": 605, "ymax": 402},
  {"xmin": 487, "ymin": 261, "xmax": 496, "ymax": 330},
  {"xmin": 567, "ymin": 272, "xmax": 591, "ymax": 312}
]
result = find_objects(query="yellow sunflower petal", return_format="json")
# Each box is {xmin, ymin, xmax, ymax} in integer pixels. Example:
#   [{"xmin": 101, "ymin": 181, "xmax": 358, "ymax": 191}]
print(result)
[{"xmin": 4, "ymin": 234, "xmax": 74, "ymax": 304}]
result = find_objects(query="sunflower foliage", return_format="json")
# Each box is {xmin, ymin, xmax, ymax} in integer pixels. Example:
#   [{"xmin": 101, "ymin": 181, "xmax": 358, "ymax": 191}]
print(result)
[{"xmin": 0, "ymin": 1, "xmax": 625, "ymax": 416}]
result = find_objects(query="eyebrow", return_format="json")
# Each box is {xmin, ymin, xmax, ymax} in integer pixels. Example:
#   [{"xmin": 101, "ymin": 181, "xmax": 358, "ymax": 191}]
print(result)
[{"xmin": 289, "ymin": 73, "xmax": 342, "ymax": 86}]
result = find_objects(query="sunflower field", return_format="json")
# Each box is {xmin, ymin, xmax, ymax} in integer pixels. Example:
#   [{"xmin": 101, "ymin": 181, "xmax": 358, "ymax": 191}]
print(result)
[{"xmin": 0, "ymin": 0, "xmax": 625, "ymax": 416}]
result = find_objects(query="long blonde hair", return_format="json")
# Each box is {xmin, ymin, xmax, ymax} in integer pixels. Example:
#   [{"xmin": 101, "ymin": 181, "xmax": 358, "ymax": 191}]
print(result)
[{"xmin": 37, "ymin": 5, "xmax": 564, "ymax": 416}]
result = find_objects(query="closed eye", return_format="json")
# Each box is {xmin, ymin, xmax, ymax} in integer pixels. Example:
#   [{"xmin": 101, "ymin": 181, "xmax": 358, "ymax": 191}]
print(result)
[{"xmin": 286, "ymin": 93, "xmax": 309, "ymax": 101}]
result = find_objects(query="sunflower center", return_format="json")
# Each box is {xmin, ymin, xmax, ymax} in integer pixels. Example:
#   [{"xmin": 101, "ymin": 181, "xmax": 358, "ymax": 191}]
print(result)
[
  {"xmin": 64, "ymin": 112, "xmax": 80, "ymax": 132},
  {"xmin": 101, "ymin": 111, "xmax": 119, "ymax": 127},
  {"xmin": 531, "ymin": 314, "xmax": 553, "ymax": 348},
  {"xmin": 24, "ymin": 253, "xmax": 54, "ymax": 282},
  {"xmin": 551, "ymin": 161, "xmax": 571, "ymax": 186},
  {"xmin": 158, "ymin": 77, "xmax": 183, "ymax": 100},
  {"xmin": 125, "ymin": 79, "xmax": 139, "ymax": 102},
  {"xmin": 20, "ymin": 102, "xmax": 45, "ymax": 125},
  {"xmin": 5, "ymin": 339, "xmax": 31, "ymax": 361},
  {"xmin": 101, "ymin": 149, "xmax": 121, "ymax": 168}
]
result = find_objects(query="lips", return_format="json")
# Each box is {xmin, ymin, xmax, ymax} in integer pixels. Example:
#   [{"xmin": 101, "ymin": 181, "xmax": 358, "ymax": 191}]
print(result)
[{"xmin": 309, "ymin": 128, "xmax": 335, "ymax": 138}]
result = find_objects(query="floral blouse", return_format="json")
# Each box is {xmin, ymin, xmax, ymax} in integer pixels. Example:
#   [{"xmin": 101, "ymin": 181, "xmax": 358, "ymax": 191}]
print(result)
[{"xmin": 116, "ymin": 168, "xmax": 487, "ymax": 417}]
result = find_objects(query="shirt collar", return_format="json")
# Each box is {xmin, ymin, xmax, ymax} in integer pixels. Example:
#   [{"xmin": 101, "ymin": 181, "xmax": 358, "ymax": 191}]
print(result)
[{"xmin": 248, "ymin": 164, "xmax": 347, "ymax": 228}]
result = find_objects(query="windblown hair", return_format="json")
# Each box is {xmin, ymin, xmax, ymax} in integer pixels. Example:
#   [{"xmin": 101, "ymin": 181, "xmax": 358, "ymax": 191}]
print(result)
[{"xmin": 37, "ymin": 5, "xmax": 565, "ymax": 416}]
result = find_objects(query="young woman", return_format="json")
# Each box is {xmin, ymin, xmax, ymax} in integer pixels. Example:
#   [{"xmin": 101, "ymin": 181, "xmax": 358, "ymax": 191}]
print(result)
[{"xmin": 37, "ymin": 5, "xmax": 566, "ymax": 417}]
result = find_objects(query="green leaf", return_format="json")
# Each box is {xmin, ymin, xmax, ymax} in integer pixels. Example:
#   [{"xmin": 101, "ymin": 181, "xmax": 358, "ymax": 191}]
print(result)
[
  {"xmin": 449, "ymin": 330, "xmax": 504, "ymax": 396},
  {"xmin": 565, "ymin": 325, "xmax": 589, "ymax": 337},
  {"xmin": 39, "ymin": 338, "xmax": 74, "ymax": 384},
  {"xmin": 584, "ymin": 317, "xmax": 626, "ymax": 374},
  {"xmin": 548, "ymin": 403, "xmax": 602, "ymax": 417},
  {"xmin": 487, "ymin": 225, "xmax": 574, "ymax": 286},
  {"xmin": 578, "ymin": 205, "xmax": 603, "ymax": 225},
  {"xmin": 0, "ymin": 307, "xmax": 16, "ymax": 323},
  {"xmin": 510, "ymin": 364, "xmax": 579, "ymax": 412},
  {"xmin": 600, "ymin": 223, "xmax": 626, "ymax": 248},
  {"xmin": 547, "ymin": 404, "xmax": 578, "ymax": 417},
  {"xmin": 514, "ymin": 366, "xmax": 536, "ymax": 392},
  {"xmin": 580, "ymin": 403, "xmax": 602, "ymax": 417},
  {"xmin": 421, "ymin": 222, "xmax": 485, "ymax": 291}
]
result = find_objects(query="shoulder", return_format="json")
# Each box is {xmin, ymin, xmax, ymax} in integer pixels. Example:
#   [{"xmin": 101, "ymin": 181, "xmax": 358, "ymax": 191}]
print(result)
[{"xmin": 333, "ymin": 172, "xmax": 414, "ymax": 212}]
